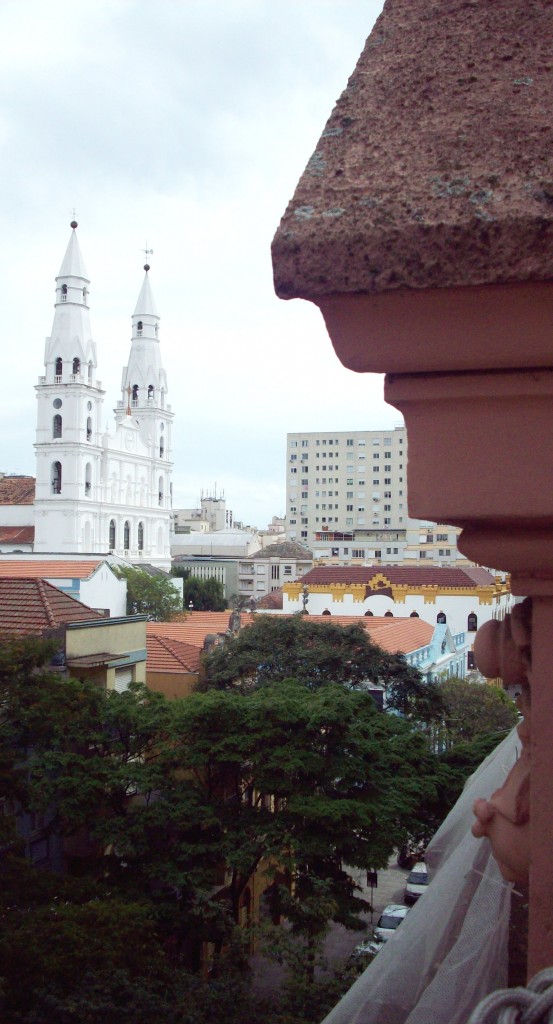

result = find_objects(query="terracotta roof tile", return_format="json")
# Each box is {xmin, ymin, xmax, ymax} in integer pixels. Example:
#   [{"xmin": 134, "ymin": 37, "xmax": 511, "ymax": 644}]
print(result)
[
  {"xmin": 148, "ymin": 611, "xmax": 433, "ymax": 656},
  {"xmin": 299, "ymin": 564, "xmax": 496, "ymax": 589},
  {"xmin": 146, "ymin": 634, "xmax": 201, "ymax": 673},
  {"xmin": 148, "ymin": 611, "xmax": 255, "ymax": 648},
  {"xmin": 0, "ymin": 578, "xmax": 104, "ymax": 634},
  {"xmin": 0, "ymin": 476, "xmax": 35, "ymax": 505},
  {"xmin": 0, "ymin": 559, "xmax": 104, "ymax": 579},
  {"xmin": 0, "ymin": 527, "xmax": 35, "ymax": 544}
]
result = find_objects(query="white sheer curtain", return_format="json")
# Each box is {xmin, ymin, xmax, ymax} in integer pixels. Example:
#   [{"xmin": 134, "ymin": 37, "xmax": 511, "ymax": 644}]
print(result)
[{"xmin": 322, "ymin": 730, "xmax": 518, "ymax": 1024}]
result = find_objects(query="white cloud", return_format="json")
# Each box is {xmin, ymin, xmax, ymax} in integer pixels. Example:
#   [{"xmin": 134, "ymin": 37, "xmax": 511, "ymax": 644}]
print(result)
[{"xmin": 0, "ymin": 0, "xmax": 391, "ymax": 528}]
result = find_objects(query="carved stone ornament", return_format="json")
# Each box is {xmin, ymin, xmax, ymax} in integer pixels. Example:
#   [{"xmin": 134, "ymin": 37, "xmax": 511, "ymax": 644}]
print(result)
[{"xmin": 471, "ymin": 599, "xmax": 532, "ymax": 883}]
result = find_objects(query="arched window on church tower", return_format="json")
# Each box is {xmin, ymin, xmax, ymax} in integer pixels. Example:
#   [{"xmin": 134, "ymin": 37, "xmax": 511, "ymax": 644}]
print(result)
[
  {"xmin": 85, "ymin": 463, "xmax": 91, "ymax": 496},
  {"xmin": 148, "ymin": 384, "xmax": 154, "ymax": 401},
  {"xmin": 86, "ymin": 416, "xmax": 92, "ymax": 441},
  {"xmin": 55, "ymin": 357, "xmax": 63, "ymax": 380},
  {"xmin": 109, "ymin": 519, "xmax": 116, "ymax": 551},
  {"xmin": 138, "ymin": 522, "xmax": 144, "ymax": 552},
  {"xmin": 437, "ymin": 611, "xmax": 447, "ymax": 624},
  {"xmin": 124, "ymin": 521, "xmax": 130, "ymax": 552},
  {"xmin": 61, "ymin": 284, "xmax": 67, "ymax": 302},
  {"xmin": 137, "ymin": 320, "xmax": 143, "ymax": 335},
  {"xmin": 158, "ymin": 476, "xmax": 164, "ymax": 507},
  {"xmin": 132, "ymin": 384, "xmax": 139, "ymax": 404},
  {"xmin": 160, "ymin": 437, "xmax": 164, "ymax": 459},
  {"xmin": 88, "ymin": 361, "xmax": 93, "ymax": 382},
  {"xmin": 53, "ymin": 414, "xmax": 62, "ymax": 439},
  {"xmin": 72, "ymin": 357, "xmax": 81, "ymax": 376},
  {"xmin": 52, "ymin": 461, "xmax": 62, "ymax": 494}
]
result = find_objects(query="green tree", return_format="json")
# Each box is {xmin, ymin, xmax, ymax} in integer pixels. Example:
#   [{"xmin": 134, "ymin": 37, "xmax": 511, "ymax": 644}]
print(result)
[
  {"xmin": 201, "ymin": 615, "xmax": 390, "ymax": 692},
  {"xmin": 437, "ymin": 677, "xmax": 518, "ymax": 750},
  {"xmin": 182, "ymin": 575, "xmax": 227, "ymax": 611},
  {"xmin": 114, "ymin": 565, "xmax": 183, "ymax": 620}
]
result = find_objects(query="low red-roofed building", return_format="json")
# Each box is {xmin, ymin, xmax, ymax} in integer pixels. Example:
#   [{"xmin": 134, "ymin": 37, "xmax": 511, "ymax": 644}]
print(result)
[
  {"xmin": 146, "ymin": 633, "xmax": 201, "ymax": 699},
  {"xmin": 0, "ymin": 475, "xmax": 35, "ymax": 553},
  {"xmin": 283, "ymin": 564, "xmax": 510, "ymax": 673},
  {"xmin": 0, "ymin": 577, "xmax": 147, "ymax": 693},
  {"xmin": 0, "ymin": 557, "xmax": 126, "ymax": 617}
]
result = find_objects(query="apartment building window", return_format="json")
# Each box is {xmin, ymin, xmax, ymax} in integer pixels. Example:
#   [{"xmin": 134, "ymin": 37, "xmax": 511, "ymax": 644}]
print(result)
[
  {"xmin": 284, "ymin": 565, "xmax": 292, "ymax": 575},
  {"xmin": 357, "ymin": 506, "xmax": 365, "ymax": 513},
  {"xmin": 301, "ymin": 517, "xmax": 308, "ymax": 524},
  {"xmin": 373, "ymin": 479, "xmax": 380, "ymax": 485},
  {"xmin": 290, "ymin": 454, "xmax": 297, "ymax": 461},
  {"xmin": 301, "ymin": 491, "xmax": 308, "ymax": 498},
  {"xmin": 347, "ymin": 478, "xmax": 353, "ymax": 485},
  {"xmin": 290, "ymin": 506, "xmax": 296, "ymax": 513},
  {"xmin": 347, "ymin": 504, "xmax": 353, "ymax": 511},
  {"xmin": 289, "ymin": 518, "xmax": 297, "ymax": 524},
  {"xmin": 301, "ymin": 453, "xmax": 308, "ymax": 460},
  {"xmin": 322, "ymin": 504, "xmax": 327, "ymax": 510},
  {"xmin": 358, "ymin": 479, "xmax": 365, "ymax": 486},
  {"xmin": 384, "ymin": 478, "xmax": 391, "ymax": 485},
  {"xmin": 352, "ymin": 548, "xmax": 365, "ymax": 558},
  {"xmin": 384, "ymin": 504, "xmax": 391, "ymax": 511},
  {"xmin": 322, "ymin": 439, "xmax": 327, "ymax": 445},
  {"xmin": 291, "ymin": 468, "xmax": 297, "ymax": 474},
  {"xmin": 316, "ymin": 440, "xmax": 320, "ymax": 445},
  {"xmin": 347, "ymin": 491, "xmax": 353, "ymax": 498},
  {"xmin": 375, "ymin": 549, "xmax": 382, "ymax": 557},
  {"xmin": 290, "ymin": 440, "xmax": 298, "ymax": 447},
  {"xmin": 329, "ymin": 439, "xmax": 334, "ymax": 445},
  {"xmin": 384, "ymin": 438, "xmax": 392, "ymax": 445},
  {"xmin": 372, "ymin": 439, "xmax": 380, "ymax": 446},
  {"xmin": 384, "ymin": 464, "xmax": 391, "ymax": 471},
  {"xmin": 437, "ymin": 533, "xmax": 448, "ymax": 541},
  {"xmin": 384, "ymin": 518, "xmax": 391, "ymax": 524},
  {"xmin": 301, "ymin": 478, "xmax": 308, "ymax": 485},
  {"xmin": 301, "ymin": 531, "xmax": 308, "ymax": 538},
  {"xmin": 347, "ymin": 439, "xmax": 354, "ymax": 446},
  {"xmin": 302, "ymin": 440, "xmax": 309, "ymax": 447},
  {"xmin": 384, "ymin": 491, "xmax": 391, "ymax": 498},
  {"xmin": 373, "ymin": 453, "xmax": 380, "ymax": 460},
  {"xmin": 426, "ymin": 534, "xmax": 434, "ymax": 543},
  {"xmin": 346, "ymin": 517, "xmax": 353, "ymax": 525},
  {"xmin": 419, "ymin": 551, "xmax": 428, "ymax": 559}
]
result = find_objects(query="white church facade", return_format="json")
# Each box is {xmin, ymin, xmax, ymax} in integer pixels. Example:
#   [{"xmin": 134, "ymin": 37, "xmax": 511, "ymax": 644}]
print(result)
[{"xmin": 33, "ymin": 221, "xmax": 173, "ymax": 570}]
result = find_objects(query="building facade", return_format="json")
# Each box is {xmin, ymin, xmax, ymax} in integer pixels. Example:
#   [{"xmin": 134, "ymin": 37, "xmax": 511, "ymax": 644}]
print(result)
[
  {"xmin": 286, "ymin": 427, "xmax": 475, "ymax": 567},
  {"xmin": 286, "ymin": 426, "xmax": 408, "ymax": 548},
  {"xmin": 34, "ymin": 222, "xmax": 173, "ymax": 569}
]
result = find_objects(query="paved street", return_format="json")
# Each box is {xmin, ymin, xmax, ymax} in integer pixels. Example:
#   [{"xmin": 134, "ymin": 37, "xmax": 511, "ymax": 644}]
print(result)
[{"xmin": 251, "ymin": 858, "xmax": 409, "ymax": 994}]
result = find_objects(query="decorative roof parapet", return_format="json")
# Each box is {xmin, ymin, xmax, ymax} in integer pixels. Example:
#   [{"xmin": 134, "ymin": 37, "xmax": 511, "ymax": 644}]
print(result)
[{"xmin": 272, "ymin": 0, "xmax": 553, "ymax": 302}]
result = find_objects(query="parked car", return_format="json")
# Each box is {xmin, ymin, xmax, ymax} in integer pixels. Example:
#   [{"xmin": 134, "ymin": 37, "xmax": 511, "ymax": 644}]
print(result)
[
  {"xmin": 373, "ymin": 903, "xmax": 410, "ymax": 943},
  {"xmin": 404, "ymin": 862, "xmax": 429, "ymax": 903}
]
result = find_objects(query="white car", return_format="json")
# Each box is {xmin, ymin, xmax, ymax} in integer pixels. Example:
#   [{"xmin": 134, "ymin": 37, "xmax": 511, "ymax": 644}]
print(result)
[
  {"xmin": 373, "ymin": 903, "xmax": 410, "ymax": 943},
  {"xmin": 404, "ymin": 862, "xmax": 429, "ymax": 903}
]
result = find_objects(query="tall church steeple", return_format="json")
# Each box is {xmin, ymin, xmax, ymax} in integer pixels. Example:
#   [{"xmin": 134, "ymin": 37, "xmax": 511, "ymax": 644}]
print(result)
[
  {"xmin": 119, "ymin": 263, "xmax": 168, "ymax": 416},
  {"xmin": 43, "ymin": 220, "xmax": 97, "ymax": 385}
]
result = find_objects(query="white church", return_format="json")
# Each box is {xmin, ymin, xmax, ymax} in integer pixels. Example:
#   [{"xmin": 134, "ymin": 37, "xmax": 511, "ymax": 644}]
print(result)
[{"xmin": 32, "ymin": 221, "xmax": 173, "ymax": 571}]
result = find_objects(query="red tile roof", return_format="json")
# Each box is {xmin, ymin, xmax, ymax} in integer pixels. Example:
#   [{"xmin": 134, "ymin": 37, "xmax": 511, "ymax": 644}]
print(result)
[
  {"xmin": 0, "ymin": 559, "xmax": 104, "ymax": 579},
  {"xmin": 149, "ymin": 611, "xmax": 433, "ymax": 656},
  {"xmin": 300, "ymin": 565, "xmax": 496, "ymax": 589},
  {"xmin": 148, "ymin": 611, "xmax": 255, "ymax": 648},
  {"xmin": 0, "ymin": 578, "xmax": 104, "ymax": 634},
  {"xmin": 0, "ymin": 476, "xmax": 35, "ymax": 505},
  {"xmin": 146, "ymin": 634, "xmax": 201, "ymax": 673},
  {"xmin": 0, "ymin": 527, "xmax": 35, "ymax": 544}
]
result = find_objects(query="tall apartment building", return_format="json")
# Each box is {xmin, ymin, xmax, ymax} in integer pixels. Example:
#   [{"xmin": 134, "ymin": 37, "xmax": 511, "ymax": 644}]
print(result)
[
  {"xmin": 286, "ymin": 427, "xmax": 471, "ymax": 567},
  {"xmin": 286, "ymin": 426, "xmax": 408, "ymax": 546}
]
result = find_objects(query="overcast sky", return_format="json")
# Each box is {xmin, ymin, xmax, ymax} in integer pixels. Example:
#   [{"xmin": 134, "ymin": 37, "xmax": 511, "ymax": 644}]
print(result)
[{"xmin": 0, "ymin": 0, "xmax": 398, "ymax": 529}]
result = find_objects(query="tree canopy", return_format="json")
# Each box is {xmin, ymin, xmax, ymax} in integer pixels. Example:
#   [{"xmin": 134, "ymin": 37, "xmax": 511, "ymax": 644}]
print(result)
[
  {"xmin": 437, "ymin": 677, "xmax": 518, "ymax": 750},
  {"xmin": 114, "ymin": 565, "xmax": 183, "ymax": 620},
  {"xmin": 181, "ymin": 575, "xmax": 227, "ymax": 611}
]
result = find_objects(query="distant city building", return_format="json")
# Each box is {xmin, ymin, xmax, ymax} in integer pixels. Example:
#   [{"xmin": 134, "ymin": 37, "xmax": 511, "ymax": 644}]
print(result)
[
  {"xmin": 286, "ymin": 427, "xmax": 473, "ymax": 567},
  {"xmin": 173, "ymin": 493, "xmax": 233, "ymax": 536}
]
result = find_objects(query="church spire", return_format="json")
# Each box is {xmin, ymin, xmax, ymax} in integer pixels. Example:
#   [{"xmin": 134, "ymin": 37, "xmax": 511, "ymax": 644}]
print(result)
[
  {"xmin": 57, "ymin": 220, "xmax": 89, "ymax": 281},
  {"xmin": 43, "ymin": 221, "xmax": 96, "ymax": 382},
  {"xmin": 119, "ymin": 263, "xmax": 168, "ymax": 412}
]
